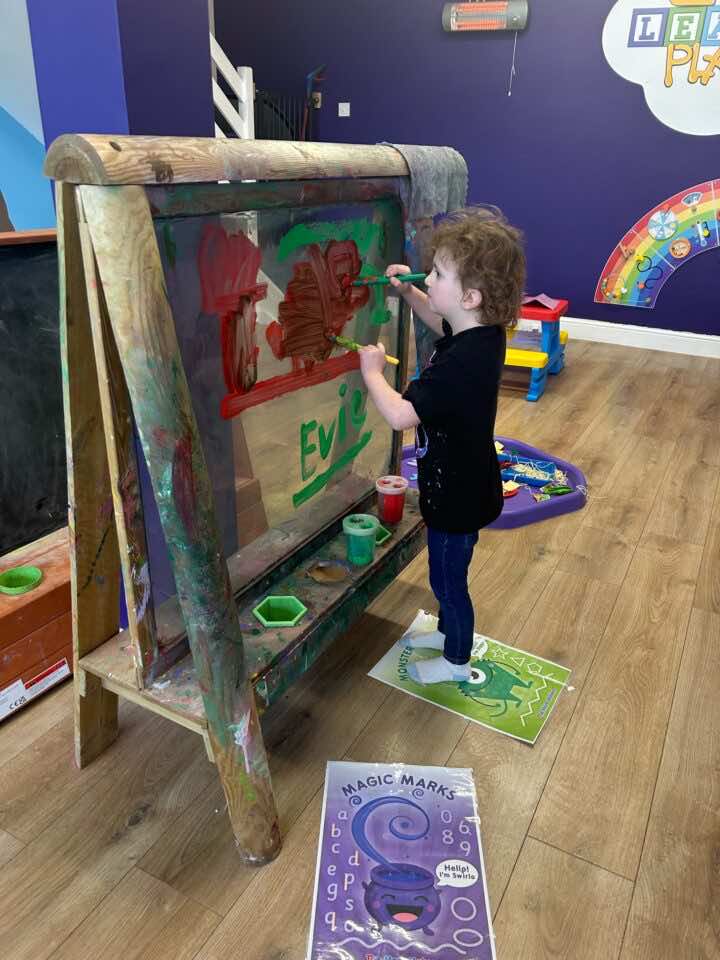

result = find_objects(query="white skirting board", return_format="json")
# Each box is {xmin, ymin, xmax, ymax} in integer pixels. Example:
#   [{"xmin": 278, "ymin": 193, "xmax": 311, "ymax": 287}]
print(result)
[{"xmin": 519, "ymin": 316, "xmax": 720, "ymax": 360}]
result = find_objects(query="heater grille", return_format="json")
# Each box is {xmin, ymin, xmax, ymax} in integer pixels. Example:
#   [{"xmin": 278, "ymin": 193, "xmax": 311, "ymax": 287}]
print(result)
[{"xmin": 442, "ymin": 1, "xmax": 529, "ymax": 33}]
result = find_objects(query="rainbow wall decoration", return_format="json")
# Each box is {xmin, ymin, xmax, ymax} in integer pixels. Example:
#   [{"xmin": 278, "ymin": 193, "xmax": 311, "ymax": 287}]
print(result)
[{"xmin": 595, "ymin": 180, "xmax": 720, "ymax": 309}]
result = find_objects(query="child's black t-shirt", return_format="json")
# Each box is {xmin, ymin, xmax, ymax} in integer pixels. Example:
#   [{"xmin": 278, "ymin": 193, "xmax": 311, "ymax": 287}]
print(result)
[{"xmin": 402, "ymin": 319, "xmax": 504, "ymax": 533}]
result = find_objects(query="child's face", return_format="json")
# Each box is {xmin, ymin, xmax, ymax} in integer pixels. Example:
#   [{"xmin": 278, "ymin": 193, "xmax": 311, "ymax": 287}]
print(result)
[{"xmin": 425, "ymin": 250, "xmax": 467, "ymax": 318}]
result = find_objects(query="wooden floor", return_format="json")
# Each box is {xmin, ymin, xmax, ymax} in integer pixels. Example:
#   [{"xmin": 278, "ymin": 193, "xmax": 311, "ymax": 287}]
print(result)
[{"xmin": 1, "ymin": 339, "xmax": 719, "ymax": 959}]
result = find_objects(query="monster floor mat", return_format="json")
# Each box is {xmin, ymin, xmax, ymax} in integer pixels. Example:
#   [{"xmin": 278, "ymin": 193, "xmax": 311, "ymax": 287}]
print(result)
[
  {"xmin": 368, "ymin": 610, "xmax": 571, "ymax": 745},
  {"xmin": 307, "ymin": 761, "xmax": 495, "ymax": 960}
]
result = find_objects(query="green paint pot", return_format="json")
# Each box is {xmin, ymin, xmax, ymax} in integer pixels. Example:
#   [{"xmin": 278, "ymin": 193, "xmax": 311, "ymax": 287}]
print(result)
[
  {"xmin": 0, "ymin": 565, "xmax": 43, "ymax": 596},
  {"xmin": 375, "ymin": 524, "xmax": 392, "ymax": 546},
  {"xmin": 253, "ymin": 595, "xmax": 308, "ymax": 628},
  {"xmin": 343, "ymin": 514, "xmax": 379, "ymax": 566}
]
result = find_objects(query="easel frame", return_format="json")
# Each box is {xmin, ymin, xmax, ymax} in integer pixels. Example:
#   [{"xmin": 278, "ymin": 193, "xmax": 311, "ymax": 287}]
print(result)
[{"xmin": 46, "ymin": 135, "xmax": 443, "ymax": 864}]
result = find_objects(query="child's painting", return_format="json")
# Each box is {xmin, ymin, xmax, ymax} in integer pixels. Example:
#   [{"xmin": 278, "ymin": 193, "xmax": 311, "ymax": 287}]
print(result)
[
  {"xmin": 369, "ymin": 611, "xmax": 571, "ymax": 745},
  {"xmin": 137, "ymin": 195, "xmax": 405, "ymax": 615},
  {"xmin": 307, "ymin": 761, "xmax": 496, "ymax": 960}
]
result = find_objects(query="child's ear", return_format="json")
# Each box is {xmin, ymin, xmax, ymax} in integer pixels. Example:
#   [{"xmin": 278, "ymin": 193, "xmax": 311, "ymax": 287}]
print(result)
[{"xmin": 462, "ymin": 288, "xmax": 482, "ymax": 311}]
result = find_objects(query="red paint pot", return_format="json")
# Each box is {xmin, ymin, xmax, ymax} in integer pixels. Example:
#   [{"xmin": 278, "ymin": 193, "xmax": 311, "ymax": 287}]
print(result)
[{"xmin": 375, "ymin": 475, "xmax": 409, "ymax": 524}]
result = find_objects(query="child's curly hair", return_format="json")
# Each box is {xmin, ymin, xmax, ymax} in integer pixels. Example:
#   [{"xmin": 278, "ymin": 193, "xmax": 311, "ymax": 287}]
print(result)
[{"xmin": 430, "ymin": 207, "xmax": 525, "ymax": 328}]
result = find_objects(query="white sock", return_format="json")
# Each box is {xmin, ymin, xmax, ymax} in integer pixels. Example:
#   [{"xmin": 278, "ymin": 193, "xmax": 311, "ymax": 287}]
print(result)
[
  {"xmin": 403, "ymin": 629, "xmax": 446, "ymax": 651},
  {"xmin": 407, "ymin": 655, "xmax": 471, "ymax": 685}
]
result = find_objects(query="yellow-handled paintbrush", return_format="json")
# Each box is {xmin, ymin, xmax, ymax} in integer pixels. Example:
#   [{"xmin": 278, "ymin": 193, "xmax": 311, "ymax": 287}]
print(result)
[{"xmin": 326, "ymin": 334, "xmax": 400, "ymax": 365}]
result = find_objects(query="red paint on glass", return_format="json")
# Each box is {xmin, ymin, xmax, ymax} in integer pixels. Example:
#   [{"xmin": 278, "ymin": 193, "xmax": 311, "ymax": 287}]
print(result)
[
  {"xmin": 221, "ymin": 352, "xmax": 359, "ymax": 418},
  {"xmin": 198, "ymin": 226, "xmax": 268, "ymax": 394},
  {"xmin": 275, "ymin": 240, "xmax": 368, "ymax": 363},
  {"xmin": 265, "ymin": 320, "xmax": 285, "ymax": 360},
  {"xmin": 196, "ymin": 227, "xmax": 370, "ymax": 418}
]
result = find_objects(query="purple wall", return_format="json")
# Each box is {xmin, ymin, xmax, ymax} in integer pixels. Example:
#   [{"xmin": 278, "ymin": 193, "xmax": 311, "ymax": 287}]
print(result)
[
  {"xmin": 28, "ymin": 0, "xmax": 213, "ymax": 145},
  {"xmin": 217, "ymin": 0, "xmax": 720, "ymax": 335},
  {"xmin": 27, "ymin": 0, "xmax": 129, "ymax": 146},
  {"xmin": 117, "ymin": 0, "xmax": 213, "ymax": 137}
]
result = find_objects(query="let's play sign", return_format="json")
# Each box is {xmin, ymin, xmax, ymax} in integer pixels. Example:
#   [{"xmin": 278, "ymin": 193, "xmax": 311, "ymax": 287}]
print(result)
[{"xmin": 604, "ymin": 0, "xmax": 720, "ymax": 135}]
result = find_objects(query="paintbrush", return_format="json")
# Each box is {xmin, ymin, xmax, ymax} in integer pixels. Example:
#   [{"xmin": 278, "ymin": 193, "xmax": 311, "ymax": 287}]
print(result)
[
  {"xmin": 326, "ymin": 334, "xmax": 400, "ymax": 366},
  {"xmin": 351, "ymin": 272, "xmax": 427, "ymax": 287}
]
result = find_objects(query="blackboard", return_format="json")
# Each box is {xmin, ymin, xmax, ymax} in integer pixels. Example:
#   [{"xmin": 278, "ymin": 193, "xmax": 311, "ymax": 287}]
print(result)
[{"xmin": 0, "ymin": 242, "xmax": 67, "ymax": 554}]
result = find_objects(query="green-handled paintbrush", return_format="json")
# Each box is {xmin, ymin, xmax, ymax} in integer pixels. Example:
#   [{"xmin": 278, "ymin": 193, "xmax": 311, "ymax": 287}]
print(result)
[
  {"xmin": 326, "ymin": 334, "xmax": 400, "ymax": 366},
  {"xmin": 351, "ymin": 272, "xmax": 426, "ymax": 287}
]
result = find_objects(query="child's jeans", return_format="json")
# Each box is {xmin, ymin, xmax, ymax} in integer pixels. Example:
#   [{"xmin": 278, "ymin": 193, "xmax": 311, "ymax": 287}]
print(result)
[{"xmin": 427, "ymin": 527, "xmax": 479, "ymax": 665}]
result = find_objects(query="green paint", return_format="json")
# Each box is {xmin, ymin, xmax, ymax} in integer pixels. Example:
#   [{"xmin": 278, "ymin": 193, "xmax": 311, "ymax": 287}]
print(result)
[
  {"xmin": 278, "ymin": 219, "xmax": 383, "ymax": 261},
  {"xmin": 300, "ymin": 382, "xmax": 365, "ymax": 477},
  {"xmin": 236, "ymin": 764, "xmax": 257, "ymax": 804},
  {"xmin": 344, "ymin": 515, "xmax": 378, "ymax": 566},
  {"xmin": 277, "ymin": 219, "xmax": 392, "ymax": 323},
  {"xmin": 292, "ymin": 431, "xmax": 373, "ymax": 508},
  {"xmin": 372, "ymin": 303, "xmax": 393, "ymax": 326},
  {"xmin": 357, "ymin": 262, "xmax": 393, "ymax": 325},
  {"xmin": 350, "ymin": 389, "xmax": 368, "ymax": 429},
  {"xmin": 162, "ymin": 223, "xmax": 177, "ymax": 268},
  {"xmin": 346, "ymin": 532, "xmax": 375, "ymax": 566},
  {"xmin": 371, "ymin": 280, "xmax": 392, "ymax": 326},
  {"xmin": 318, "ymin": 422, "xmax": 335, "ymax": 460},
  {"xmin": 300, "ymin": 420, "xmax": 318, "ymax": 481}
]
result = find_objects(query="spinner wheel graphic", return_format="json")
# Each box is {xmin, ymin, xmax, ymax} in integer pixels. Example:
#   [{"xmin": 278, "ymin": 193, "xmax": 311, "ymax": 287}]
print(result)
[{"xmin": 647, "ymin": 210, "xmax": 677, "ymax": 241}]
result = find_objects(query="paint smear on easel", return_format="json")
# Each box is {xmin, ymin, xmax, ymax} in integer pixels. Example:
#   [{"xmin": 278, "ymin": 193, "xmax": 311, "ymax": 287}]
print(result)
[{"xmin": 172, "ymin": 432, "xmax": 198, "ymax": 538}]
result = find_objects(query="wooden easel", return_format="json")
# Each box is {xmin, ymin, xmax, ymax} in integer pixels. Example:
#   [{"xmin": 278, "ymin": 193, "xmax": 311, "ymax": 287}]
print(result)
[{"xmin": 46, "ymin": 135, "xmax": 444, "ymax": 864}]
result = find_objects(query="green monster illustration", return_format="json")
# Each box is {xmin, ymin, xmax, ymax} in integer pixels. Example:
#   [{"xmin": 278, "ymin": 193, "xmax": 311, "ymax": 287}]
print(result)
[{"xmin": 457, "ymin": 659, "xmax": 533, "ymax": 716}]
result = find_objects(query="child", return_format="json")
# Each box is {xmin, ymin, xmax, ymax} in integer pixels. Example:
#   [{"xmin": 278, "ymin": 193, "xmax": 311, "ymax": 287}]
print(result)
[{"xmin": 359, "ymin": 208, "xmax": 525, "ymax": 684}]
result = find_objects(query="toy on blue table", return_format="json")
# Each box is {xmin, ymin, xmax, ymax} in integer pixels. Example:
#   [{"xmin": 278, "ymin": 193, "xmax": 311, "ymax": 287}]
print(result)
[
  {"xmin": 498, "ymin": 450, "xmax": 556, "ymax": 486},
  {"xmin": 497, "ymin": 445, "xmax": 573, "ymax": 496}
]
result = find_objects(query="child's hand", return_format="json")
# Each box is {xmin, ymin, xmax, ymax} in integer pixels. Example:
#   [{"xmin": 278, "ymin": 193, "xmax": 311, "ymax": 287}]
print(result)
[
  {"xmin": 385, "ymin": 264, "xmax": 413, "ymax": 293},
  {"xmin": 359, "ymin": 343, "xmax": 387, "ymax": 376}
]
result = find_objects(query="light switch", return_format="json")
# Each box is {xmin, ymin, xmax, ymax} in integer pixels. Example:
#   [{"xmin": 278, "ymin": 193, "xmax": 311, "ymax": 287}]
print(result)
[{"xmin": 338, "ymin": 102, "xmax": 351, "ymax": 117}]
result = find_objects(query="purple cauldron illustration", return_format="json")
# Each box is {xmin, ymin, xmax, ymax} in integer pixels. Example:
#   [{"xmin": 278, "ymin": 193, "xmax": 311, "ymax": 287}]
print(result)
[{"xmin": 351, "ymin": 796, "xmax": 442, "ymax": 935}]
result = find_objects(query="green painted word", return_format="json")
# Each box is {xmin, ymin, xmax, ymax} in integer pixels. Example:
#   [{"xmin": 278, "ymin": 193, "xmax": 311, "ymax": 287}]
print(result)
[{"xmin": 293, "ymin": 383, "xmax": 372, "ymax": 507}]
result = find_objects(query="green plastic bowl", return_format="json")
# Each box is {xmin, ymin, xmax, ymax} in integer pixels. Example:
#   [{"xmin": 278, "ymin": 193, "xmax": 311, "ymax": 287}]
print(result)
[
  {"xmin": 253, "ymin": 595, "xmax": 308, "ymax": 628},
  {"xmin": 0, "ymin": 565, "xmax": 43, "ymax": 596}
]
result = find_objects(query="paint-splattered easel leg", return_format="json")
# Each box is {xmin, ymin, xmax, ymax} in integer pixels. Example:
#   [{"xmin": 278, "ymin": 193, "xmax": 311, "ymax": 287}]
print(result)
[
  {"xmin": 81, "ymin": 183, "xmax": 281, "ymax": 863},
  {"xmin": 57, "ymin": 182, "xmax": 121, "ymax": 766}
]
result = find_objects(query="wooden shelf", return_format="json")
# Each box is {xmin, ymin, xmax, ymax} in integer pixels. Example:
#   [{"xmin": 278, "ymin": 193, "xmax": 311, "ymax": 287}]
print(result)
[
  {"xmin": 79, "ymin": 494, "xmax": 426, "ymax": 756},
  {"xmin": 0, "ymin": 229, "xmax": 56, "ymax": 247},
  {"xmin": 1, "ymin": 529, "xmax": 72, "ymax": 713}
]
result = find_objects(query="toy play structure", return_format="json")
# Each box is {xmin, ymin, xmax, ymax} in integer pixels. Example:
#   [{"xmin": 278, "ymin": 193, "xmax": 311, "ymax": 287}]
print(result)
[
  {"xmin": 44, "ymin": 134, "xmax": 465, "ymax": 865},
  {"xmin": 504, "ymin": 296, "xmax": 569, "ymax": 401},
  {"xmin": 595, "ymin": 179, "xmax": 720, "ymax": 308}
]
